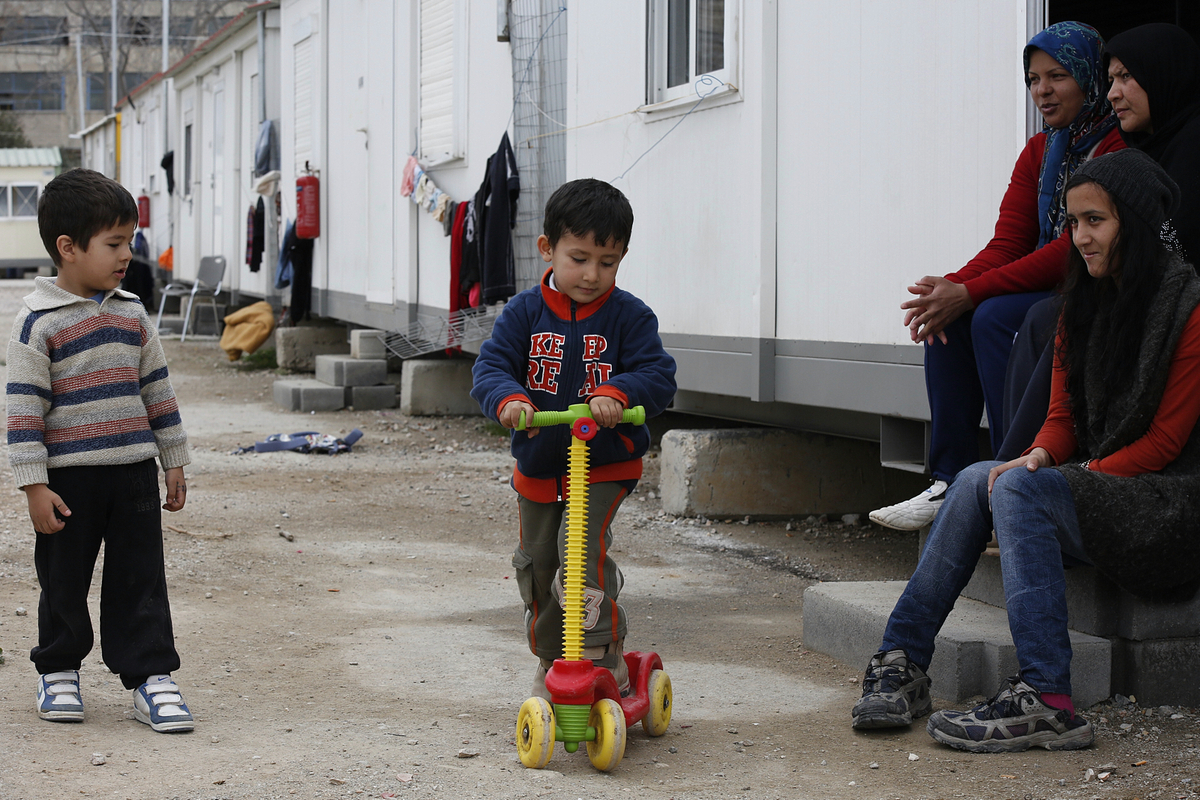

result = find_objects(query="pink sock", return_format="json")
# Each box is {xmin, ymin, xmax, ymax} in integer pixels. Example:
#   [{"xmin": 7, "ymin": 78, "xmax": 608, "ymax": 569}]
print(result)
[{"xmin": 1040, "ymin": 692, "xmax": 1075, "ymax": 718}]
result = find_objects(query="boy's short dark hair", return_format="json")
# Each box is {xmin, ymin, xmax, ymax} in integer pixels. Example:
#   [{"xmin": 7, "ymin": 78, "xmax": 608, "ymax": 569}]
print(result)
[
  {"xmin": 38, "ymin": 168, "xmax": 139, "ymax": 266},
  {"xmin": 543, "ymin": 178, "xmax": 634, "ymax": 250}
]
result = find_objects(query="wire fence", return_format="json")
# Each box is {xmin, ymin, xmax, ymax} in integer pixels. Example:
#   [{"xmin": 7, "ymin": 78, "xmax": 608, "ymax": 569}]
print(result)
[
  {"xmin": 508, "ymin": 1, "xmax": 568, "ymax": 292},
  {"xmin": 381, "ymin": 306, "xmax": 501, "ymax": 360}
]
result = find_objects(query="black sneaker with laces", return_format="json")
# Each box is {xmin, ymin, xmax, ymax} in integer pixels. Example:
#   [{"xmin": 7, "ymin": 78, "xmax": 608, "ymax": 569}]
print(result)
[
  {"xmin": 926, "ymin": 675, "xmax": 1094, "ymax": 752},
  {"xmin": 851, "ymin": 649, "xmax": 932, "ymax": 729}
]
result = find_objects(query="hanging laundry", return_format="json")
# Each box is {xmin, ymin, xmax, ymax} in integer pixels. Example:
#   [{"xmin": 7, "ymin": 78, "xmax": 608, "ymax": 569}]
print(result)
[
  {"xmin": 442, "ymin": 199, "xmax": 458, "ymax": 237},
  {"xmin": 459, "ymin": 199, "xmax": 480, "ymax": 302},
  {"xmin": 249, "ymin": 197, "xmax": 265, "ymax": 273},
  {"xmin": 401, "ymin": 155, "xmax": 419, "ymax": 197},
  {"xmin": 473, "ymin": 132, "xmax": 519, "ymax": 304}
]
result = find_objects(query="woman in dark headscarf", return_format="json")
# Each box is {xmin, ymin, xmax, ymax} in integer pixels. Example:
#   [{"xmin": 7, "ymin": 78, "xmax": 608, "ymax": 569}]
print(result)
[
  {"xmin": 997, "ymin": 23, "xmax": 1200, "ymax": 462},
  {"xmin": 872, "ymin": 22, "xmax": 1123, "ymax": 531},
  {"xmin": 1105, "ymin": 22, "xmax": 1200, "ymax": 263}
]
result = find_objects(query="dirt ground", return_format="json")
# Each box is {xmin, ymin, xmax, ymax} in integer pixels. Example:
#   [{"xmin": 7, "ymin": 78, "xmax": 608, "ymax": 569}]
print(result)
[{"xmin": 0, "ymin": 278, "xmax": 1196, "ymax": 800}]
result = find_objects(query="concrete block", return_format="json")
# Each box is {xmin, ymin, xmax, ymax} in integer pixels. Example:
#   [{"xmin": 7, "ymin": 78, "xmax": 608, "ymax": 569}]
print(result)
[
  {"xmin": 660, "ymin": 428, "xmax": 927, "ymax": 518},
  {"xmin": 802, "ymin": 581, "xmax": 1110, "ymax": 707},
  {"xmin": 956, "ymin": 535, "xmax": 1200, "ymax": 640},
  {"xmin": 273, "ymin": 378, "xmax": 345, "ymax": 412},
  {"xmin": 351, "ymin": 329, "xmax": 387, "ymax": 359},
  {"xmin": 1111, "ymin": 638, "xmax": 1200, "ymax": 708},
  {"xmin": 315, "ymin": 355, "xmax": 387, "ymax": 387},
  {"xmin": 275, "ymin": 325, "xmax": 348, "ymax": 371},
  {"xmin": 400, "ymin": 359, "xmax": 478, "ymax": 416},
  {"xmin": 345, "ymin": 384, "xmax": 397, "ymax": 410}
]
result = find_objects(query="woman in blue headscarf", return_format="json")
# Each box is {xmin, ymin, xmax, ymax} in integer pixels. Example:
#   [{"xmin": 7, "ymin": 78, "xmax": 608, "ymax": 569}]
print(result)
[{"xmin": 871, "ymin": 22, "xmax": 1124, "ymax": 532}]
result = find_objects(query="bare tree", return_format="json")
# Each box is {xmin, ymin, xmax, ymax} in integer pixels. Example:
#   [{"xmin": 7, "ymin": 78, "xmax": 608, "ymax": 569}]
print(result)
[{"xmin": 63, "ymin": 0, "xmax": 253, "ymax": 110}]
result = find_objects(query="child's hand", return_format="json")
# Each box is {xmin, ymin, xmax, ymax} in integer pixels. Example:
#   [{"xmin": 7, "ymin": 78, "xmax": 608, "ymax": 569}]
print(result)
[
  {"xmin": 499, "ymin": 400, "xmax": 540, "ymax": 438},
  {"xmin": 24, "ymin": 484, "xmax": 70, "ymax": 534},
  {"xmin": 589, "ymin": 395, "xmax": 625, "ymax": 428},
  {"xmin": 163, "ymin": 467, "xmax": 187, "ymax": 512}
]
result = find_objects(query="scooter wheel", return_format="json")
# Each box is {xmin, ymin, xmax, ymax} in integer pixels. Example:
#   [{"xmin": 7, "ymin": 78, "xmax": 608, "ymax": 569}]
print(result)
[
  {"xmin": 642, "ymin": 669, "xmax": 673, "ymax": 736},
  {"xmin": 516, "ymin": 696, "xmax": 555, "ymax": 769},
  {"xmin": 586, "ymin": 698, "xmax": 626, "ymax": 771}
]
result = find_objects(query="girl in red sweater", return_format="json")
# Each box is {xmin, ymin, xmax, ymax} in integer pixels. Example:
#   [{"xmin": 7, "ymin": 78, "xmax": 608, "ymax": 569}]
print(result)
[{"xmin": 852, "ymin": 149, "xmax": 1199, "ymax": 752}]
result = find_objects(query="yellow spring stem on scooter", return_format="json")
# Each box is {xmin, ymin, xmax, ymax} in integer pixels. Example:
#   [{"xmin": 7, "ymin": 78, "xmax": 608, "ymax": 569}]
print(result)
[{"xmin": 561, "ymin": 434, "xmax": 589, "ymax": 662}]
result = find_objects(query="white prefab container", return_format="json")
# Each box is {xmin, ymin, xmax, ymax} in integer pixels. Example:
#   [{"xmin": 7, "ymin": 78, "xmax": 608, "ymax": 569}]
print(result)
[
  {"xmin": 165, "ymin": 5, "xmax": 282, "ymax": 300},
  {"xmin": 105, "ymin": 0, "xmax": 1153, "ymax": 471},
  {"xmin": 0, "ymin": 148, "xmax": 62, "ymax": 270}
]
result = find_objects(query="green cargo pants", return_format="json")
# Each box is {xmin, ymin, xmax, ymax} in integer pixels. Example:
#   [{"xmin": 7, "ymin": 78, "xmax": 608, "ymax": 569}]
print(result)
[{"xmin": 512, "ymin": 482, "xmax": 628, "ymax": 662}]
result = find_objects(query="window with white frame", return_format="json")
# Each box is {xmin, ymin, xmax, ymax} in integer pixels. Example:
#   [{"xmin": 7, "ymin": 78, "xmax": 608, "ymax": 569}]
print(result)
[
  {"xmin": 646, "ymin": 0, "xmax": 737, "ymax": 105},
  {"xmin": 419, "ymin": 0, "xmax": 465, "ymax": 164},
  {"xmin": 0, "ymin": 184, "xmax": 40, "ymax": 218}
]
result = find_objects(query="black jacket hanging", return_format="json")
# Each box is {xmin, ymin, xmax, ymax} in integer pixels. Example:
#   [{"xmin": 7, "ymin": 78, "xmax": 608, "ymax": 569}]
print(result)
[{"xmin": 473, "ymin": 132, "xmax": 519, "ymax": 304}]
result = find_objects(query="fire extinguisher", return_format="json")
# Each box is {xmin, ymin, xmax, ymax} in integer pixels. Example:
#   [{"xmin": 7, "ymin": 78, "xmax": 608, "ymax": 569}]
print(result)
[
  {"xmin": 296, "ymin": 162, "xmax": 320, "ymax": 239},
  {"xmin": 137, "ymin": 195, "xmax": 150, "ymax": 228}
]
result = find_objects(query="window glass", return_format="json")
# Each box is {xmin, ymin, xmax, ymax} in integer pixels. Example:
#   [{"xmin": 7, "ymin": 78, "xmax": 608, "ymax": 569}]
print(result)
[
  {"xmin": 0, "ymin": 186, "xmax": 9, "ymax": 217},
  {"xmin": 696, "ymin": 0, "xmax": 724, "ymax": 74},
  {"xmin": 12, "ymin": 185, "xmax": 37, "ymax": 217},
  {"xmin": 183, "ymin": 124, "xmax": 193, "ymax": 196},
  {"xmin": 666, "ymin": 0, "xmax": 689, "ymax": 89},
  {"xmin": 87, "ymin": 73, "xmax": 154, "ymax": 111},
  {"xmin": 0, "ymin": 72, "xmax": 64, "ymax": 110},
  {"xmin": 0, "ymin": 16, "xmax": 68, "ymax": 46}
]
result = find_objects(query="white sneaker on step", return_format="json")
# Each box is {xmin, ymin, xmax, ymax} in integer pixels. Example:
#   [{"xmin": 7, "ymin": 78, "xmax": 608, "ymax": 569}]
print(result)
[{"xmin": 868, "ymin": 481, "xmax": 949, "ymax": 531}]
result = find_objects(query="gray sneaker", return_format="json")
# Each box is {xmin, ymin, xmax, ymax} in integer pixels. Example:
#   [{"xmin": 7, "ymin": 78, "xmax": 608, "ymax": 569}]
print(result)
[
  {"xmin": 852, "ymin": 649, "xmax": 932, "ymax": 729},
  {"xmin": 926, "ymin": 676, "xmax": 1094, "ymax": 753}
]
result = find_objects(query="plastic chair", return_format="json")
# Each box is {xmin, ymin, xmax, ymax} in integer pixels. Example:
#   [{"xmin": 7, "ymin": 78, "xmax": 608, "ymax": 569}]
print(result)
[{"xmin": 156, "ymin": 255, "xmax": 226, "ymax": 342}]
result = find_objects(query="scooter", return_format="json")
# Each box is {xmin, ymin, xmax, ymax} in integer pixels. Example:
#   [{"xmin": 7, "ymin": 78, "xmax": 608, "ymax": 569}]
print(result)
[{"xmin": 513, "ymin": 403, "xmax": 673, "ymax": 772}]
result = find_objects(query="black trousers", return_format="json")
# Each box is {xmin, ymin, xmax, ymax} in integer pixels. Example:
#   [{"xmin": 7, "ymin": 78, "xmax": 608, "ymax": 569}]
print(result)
[
  {"xmin": 31, "ymin": 459, "xmax": 180, "ymax": 690},
  {"xmin": 996, "ymin": 296, "xmax": 1062, "ymax": 461}
]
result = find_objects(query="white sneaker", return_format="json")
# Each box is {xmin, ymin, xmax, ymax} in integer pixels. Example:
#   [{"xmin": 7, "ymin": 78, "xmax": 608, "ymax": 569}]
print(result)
[
  {"xmin": 133, "ymin": 675, "xmax": 194, "ymax": 733},
  {"xmin": 869, "ymin": 481, "xmax": 948, "ymax": 530},
  {"xmin": 37, "ymin": 670, "xmax": 84, "ymax": 722}
]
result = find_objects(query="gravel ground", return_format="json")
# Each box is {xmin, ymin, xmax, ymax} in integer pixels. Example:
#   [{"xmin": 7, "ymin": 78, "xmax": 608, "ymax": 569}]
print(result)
[{"xmin": 0, "ymin": 278, "xmax": 1196, "ymax": 800}]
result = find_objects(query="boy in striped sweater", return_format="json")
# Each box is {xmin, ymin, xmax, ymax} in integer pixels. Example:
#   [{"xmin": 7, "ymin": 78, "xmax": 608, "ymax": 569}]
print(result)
[{"xmin": 6, "ymin": 169, "xmax": 195, "ymax": 732}]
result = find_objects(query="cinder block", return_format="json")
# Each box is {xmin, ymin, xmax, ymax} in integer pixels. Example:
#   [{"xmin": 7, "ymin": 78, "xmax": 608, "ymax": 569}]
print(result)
[
  {"xmin": 802, "ymin": 581, "xmax": 1110, "ymax": 707},
  {"xmin": 400, "ymin": 359, "xmax": 478, "ymax": 416},
  {"xmin": 315, "ymin": 355, "xmax": 388, "ymax": 387},
  {"xmin": 345, "ymin": 384, "xmax": 396, "ymax": 410},
  {"xmin": 350, "ymin": 329, "xmax": 387, "ymax": 359},
  {"xmin": 660, "ymin": 429, "xmax": 927, "ymax": 518},
  {"xmin": 275, "ymin": 325, "xmax": 348, "ymax": 371},
  {"xmin": 1111, "ymin": 638, "xmax": 1200, "ymax": 707},
  {"xmin": 273, "ymin": 378, "xmax": 345, "ymax": 412},
  {"xmin": 957, "ymin": 534, "xmax": 1200, "ymax": 640}
]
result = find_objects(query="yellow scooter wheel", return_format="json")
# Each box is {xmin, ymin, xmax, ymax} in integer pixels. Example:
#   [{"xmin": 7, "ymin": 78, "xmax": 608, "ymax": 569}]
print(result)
[
  {"xmin": 516, "ymin": 697, "xmax": 555, "ymax": 769},
  {"xmin": 586, "ymin": 698, "xmax": 627, "ymax": 771},
  {"xmin": 642, "ymin": 669, "xmax": 673, "ymax": 737}
]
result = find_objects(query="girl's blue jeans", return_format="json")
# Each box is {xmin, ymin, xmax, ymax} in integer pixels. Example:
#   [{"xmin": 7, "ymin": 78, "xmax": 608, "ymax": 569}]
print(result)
[{"xmin": 879, "ymin": 460, "xmax": 1091, "ymax": 695}]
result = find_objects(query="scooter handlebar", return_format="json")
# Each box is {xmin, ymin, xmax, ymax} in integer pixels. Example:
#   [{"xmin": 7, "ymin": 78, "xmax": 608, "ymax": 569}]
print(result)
[{"xmin": 517, "ymin": 403, "xmax": 646, "ymax": 431}]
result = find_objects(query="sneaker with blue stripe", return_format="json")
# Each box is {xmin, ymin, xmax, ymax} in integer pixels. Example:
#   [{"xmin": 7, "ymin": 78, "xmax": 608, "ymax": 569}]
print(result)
[
  {"xmin": 37, "ymin": 670, "xmax": 84, "ymax": 722},
  {"xmin": 133, "ymin": 675, "xmax": 194, "ymax": 733}
]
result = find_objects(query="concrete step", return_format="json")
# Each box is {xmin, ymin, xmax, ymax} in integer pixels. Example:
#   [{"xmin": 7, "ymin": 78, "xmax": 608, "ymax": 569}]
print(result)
[
  {"xmin": 315, "ymin": 355, "xmax": 387, "ymax": 387},
  {"xmin": 273, "ymin": 378, "xmax": 345, "ymax": 412},
  {"xmin": 802, "ymin": 580, "xmax": 1111, "ymax": 708},
  {"xmin": 960, "ymin": 544, "xmax": 1200, "ymax": 641}
]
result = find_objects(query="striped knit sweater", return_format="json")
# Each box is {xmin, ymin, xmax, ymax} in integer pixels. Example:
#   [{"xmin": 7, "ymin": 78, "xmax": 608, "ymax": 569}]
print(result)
[{"xmin": 6, "ymin": 277, "xmax": 190, "ymax": 488}]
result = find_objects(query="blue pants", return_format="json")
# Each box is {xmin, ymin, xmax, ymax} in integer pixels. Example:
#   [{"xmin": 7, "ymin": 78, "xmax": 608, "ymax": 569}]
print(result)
[
  {"xmin": 880, "ymin": 461, "xmax": 1090, "ymax": 695},
  {"xmin": 925, "ymin": 292, "xmax": 1050, "ymax": 483}
]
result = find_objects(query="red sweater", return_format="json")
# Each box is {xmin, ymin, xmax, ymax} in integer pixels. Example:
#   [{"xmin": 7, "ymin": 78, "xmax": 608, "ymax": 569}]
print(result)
[
  {"xmin": 946, "ymin": 127, "xmax": 1125, "ymax": 305},
  {"xmin": 1031, "ymin": 304, "xmax": 1200, "ymax": 475}
]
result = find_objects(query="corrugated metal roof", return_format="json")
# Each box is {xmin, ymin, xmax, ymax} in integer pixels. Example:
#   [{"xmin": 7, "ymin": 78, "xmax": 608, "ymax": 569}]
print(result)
[{"xmin": 0, "ymin": 148, "xmax": 62, "ymax": 168}]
